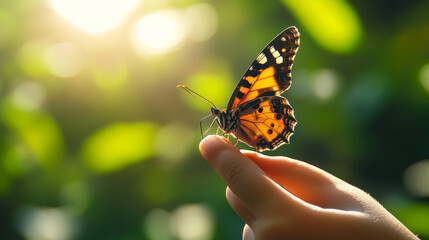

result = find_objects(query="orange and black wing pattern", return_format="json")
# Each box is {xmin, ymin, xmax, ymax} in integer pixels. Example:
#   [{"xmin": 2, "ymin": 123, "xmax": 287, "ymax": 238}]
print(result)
[
  {"xmin": 234, "ymin": 96, "xmax": 297, "ymax": 151},
  {"xmin": 227, "ymin": 26, "xmax": 300, "ymax": 111}
]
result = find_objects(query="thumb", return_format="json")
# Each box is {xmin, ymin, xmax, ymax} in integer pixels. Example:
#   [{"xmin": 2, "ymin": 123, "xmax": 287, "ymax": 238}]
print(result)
[{"xmin": 199, "ymin": 135, "xmax": 304, "ymax": 217}]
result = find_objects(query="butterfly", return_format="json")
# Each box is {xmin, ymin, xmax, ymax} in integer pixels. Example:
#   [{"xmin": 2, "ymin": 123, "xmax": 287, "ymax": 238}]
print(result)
[{"xmin": 179, "ymin": 26, "xmax": 299, "ymax": 151}]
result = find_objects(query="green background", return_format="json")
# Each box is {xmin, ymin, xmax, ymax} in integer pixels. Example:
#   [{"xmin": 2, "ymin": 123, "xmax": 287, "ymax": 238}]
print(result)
[{"xmin": 1, "ymin": 0, "xmax": 429, "ymax": 239}]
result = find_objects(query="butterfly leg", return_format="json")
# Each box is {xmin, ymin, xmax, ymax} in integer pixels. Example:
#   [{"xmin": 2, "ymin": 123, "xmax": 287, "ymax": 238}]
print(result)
[
  {"xmin": 200, "ymin": 114, "xmax": 214, "ymax": 138},
  {"xmin": 203, "ymin": 118, "xmax": 218, "ymax": 137},
  {"xmin": 219, "ymin": 128, "xmax": 228, "ymax": 137}
]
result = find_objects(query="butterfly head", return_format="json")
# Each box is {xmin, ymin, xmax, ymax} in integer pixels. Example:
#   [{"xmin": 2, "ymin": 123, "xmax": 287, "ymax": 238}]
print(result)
[
  {"xmin": 210, "ymin": 107, "xmax": 220, "ymax": 116},
  {"xmin": 211, "ymin": 107, "xmax": 239, "ymax": 134},
  {"xmin": 210, "ymin": 107, "xmax": 222, "ymax": 126},
  {"xmin": 210, "ymin": 107, "xmax": 225, "ymax": 128}
]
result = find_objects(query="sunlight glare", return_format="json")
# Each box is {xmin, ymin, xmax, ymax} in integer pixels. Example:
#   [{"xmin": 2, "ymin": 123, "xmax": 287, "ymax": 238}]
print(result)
[
  {"xmin": 131, "ymin": 10, "xmax": 186, "ymax": 55},
  {"xmin": 47, "ymin": 0, "xmax": 141, "ymax": 36}
]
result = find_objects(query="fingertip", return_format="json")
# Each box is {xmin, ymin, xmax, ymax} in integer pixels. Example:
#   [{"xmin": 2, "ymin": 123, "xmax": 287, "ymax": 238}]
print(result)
[
  {"xmin": 200, "ymin": 137, "xmax": 304, "ymax": 216},
  {"xmin": 225, "ymin": 186, "xmax": 234, "ymax": 203},
  {"xmin": 199, "ymin": 135, "xmax": 235, "ymax": 159},
  {"xmin": 243, "ymin": 224, "xmax": 254, "ymax": 240}
]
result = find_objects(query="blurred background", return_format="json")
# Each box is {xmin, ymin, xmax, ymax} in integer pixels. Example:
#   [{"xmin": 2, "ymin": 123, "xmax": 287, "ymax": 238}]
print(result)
[{"xmin": 0, "ymin": 0, "xmax": 428, "ymax": 239}]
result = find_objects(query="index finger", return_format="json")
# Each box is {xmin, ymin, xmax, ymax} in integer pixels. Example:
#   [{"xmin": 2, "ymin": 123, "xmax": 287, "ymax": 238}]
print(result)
[{"xmin": 199, "ymin": 135, "xmax": 303, "ymax": 216}]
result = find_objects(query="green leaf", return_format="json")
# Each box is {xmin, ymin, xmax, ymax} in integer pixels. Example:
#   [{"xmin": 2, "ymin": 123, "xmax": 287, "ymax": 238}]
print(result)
[
  {"xmin": 0, "ymin": 100, "xmax": 64, "ymax": 167},
  {"xmin": 281, "ymin": 0, "xmax": 363, "ymax": 54},
  {"xmin": 81, "ymin": 122, "xmax": 157, "ymax": 174}
]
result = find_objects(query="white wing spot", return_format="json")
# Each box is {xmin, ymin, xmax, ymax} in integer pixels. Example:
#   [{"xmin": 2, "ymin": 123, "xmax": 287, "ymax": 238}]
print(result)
[
  {"xmin": 276, "ymin": 56, "xmax": 283, "ymax": 64},
  {"xmin": 281, "ymin": 37, "xmax": 286, "ymax": 41},
  {"xmin": 273, "ymin": 50, "xmax": 280, "ymax": 58},
  {"xmin": 257, "ymin": 53, "xmax": 267, "ymax": 64},
  {"xmin": 269, "ymin": 46, "xmax": 275, "ymax": 53}
]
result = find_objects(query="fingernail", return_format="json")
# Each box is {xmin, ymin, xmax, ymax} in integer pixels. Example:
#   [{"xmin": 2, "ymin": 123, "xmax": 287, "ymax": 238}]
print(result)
[
  {"xmin": 199, "ymin": 135, "xmax": 233, "ymax": 160},
  {"xmin": 200, "ymin": 135, "xmax": 226, "ymax": 151}
]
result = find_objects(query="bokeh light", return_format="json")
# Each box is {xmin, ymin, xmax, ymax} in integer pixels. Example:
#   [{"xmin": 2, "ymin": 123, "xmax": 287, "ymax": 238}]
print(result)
[
  {"xmin": 15, "ymin": 206, "xmax": 76, "ymax": 240},
  {"xmin": 131, "ymin": 10, "xmax": 186, "ymax": 55},
  {"xmin": 171, "ymin": 204, "xmax": 214, "ymax": 240},
  {"xmin": 143, "ymin": 205, "xmax": 214, "ymax": 240},
  {"xmin": 313, "ymin": 69, "xmax": 339, "ymax": 100},
  {"xmin": 403, "ymin": 159, "xmax": 429, "ymax": 197},
  {"xmin": 17, "ymin": 41, "xmax": 49, "ymax": 77},
  {"xmin": 153, "ymin": 123, "xmax": 195, "ymax": 163},
  {"xmin": 184, "ymin": 3, "xmax": 218, "ymax": 42},
  {"xmin": 44, "ymin": 42, "xmax": 83, "ymax": 78},
  {"xmin": 2, "ymin": 0, "xmax": 429, "ymax": 239},
  {"xmin": 143, "ymin": 209, "xmax": 173, "ymax": 240},
  {"xmin": 47, "ymin": 0, "xmax": 141, "ymax": 36},
  {"xmin": 11, "ymin": 81, "xmax": 46, "ymax": 111},
  {"xmin": 419, "ymin": 62, "xmax": 429, "ymax": 94},
  {"xmin": 281, "ymin": 0, "xmax": 362, "ymax": 53}
]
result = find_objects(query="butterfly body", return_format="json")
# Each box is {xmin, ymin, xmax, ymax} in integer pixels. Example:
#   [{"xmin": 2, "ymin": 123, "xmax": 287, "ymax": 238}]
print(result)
[
  {"xmin": 183, "ymin": 26, "xmax": 300, "ymax": 152},
  {"xmin": 211, "ymin": 107, "xmax": 239, "ymax": 134}
]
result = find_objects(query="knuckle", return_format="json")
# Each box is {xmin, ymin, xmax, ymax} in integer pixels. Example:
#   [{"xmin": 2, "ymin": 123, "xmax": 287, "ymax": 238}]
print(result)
[
  {"xmin": 223, "ymin": 163, "xmax": 248, "ymax": 187},
  {"xmin": 216, "ymin": 152, "xmax": 248, "ymax": 187}
]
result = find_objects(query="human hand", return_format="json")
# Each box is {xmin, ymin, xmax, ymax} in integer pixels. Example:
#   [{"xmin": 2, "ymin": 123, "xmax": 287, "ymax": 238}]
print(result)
[{"xmin": 199, "ymin": 135, "xmax": 418, "ymax": 240}]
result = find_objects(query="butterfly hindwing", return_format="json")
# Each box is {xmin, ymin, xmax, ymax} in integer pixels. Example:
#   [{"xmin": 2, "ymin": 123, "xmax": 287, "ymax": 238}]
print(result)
[
  {"xmin": 227, "ymin": 26, "xmax": 300, "ymax": 110},
  {"xmin": 233, "ymin": 96, "xmax": 297, "ymax": 151}
]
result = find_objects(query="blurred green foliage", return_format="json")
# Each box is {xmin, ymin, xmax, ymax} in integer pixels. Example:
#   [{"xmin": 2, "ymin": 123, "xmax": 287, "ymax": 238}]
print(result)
[{"xmin": 1, "ymin": 0, "xmax": 429, "ymax": 239}]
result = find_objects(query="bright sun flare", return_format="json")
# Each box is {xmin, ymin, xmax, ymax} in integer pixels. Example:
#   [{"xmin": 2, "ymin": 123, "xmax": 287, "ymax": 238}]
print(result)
[
  {"xmin": 131, "ymin": 11, "xmax": 186, "ymax": 55},
  {"xmin": 48, "ymin": 0, "xmax": 141, "ymax": 36}
]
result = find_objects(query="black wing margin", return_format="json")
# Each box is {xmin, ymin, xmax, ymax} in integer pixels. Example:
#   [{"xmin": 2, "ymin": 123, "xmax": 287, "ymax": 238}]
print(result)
[{"xmin": 227, "ymin": 26, "xmax": 300, "ymax": 110}]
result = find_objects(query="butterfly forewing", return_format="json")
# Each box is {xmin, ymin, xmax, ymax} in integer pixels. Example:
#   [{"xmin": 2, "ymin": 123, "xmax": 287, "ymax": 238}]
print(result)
[{"xmin": 227, "ymin": 26, "xmax": 300, "ymax": 111}]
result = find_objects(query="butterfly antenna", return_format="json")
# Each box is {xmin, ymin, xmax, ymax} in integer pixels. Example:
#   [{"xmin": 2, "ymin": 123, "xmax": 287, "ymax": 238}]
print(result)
[{"xmin": 177, "ymin": 85, "xmax": 217, "ymax": 108}]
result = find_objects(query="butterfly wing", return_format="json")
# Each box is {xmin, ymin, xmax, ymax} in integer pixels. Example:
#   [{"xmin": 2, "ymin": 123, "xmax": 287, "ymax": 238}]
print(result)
[
  {"xmin": 233, "ymin": 95, "xmax": 297, "ymax": 151},
  {"xmin": 227, "ymin": 26, "xmax": 300, "ymax": 111}
]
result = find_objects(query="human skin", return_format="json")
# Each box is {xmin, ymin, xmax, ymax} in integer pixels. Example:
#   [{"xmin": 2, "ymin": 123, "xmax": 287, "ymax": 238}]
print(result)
[{"xmin": 199, "ymin": 135, "xmax": 419, "ymax": 240}]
